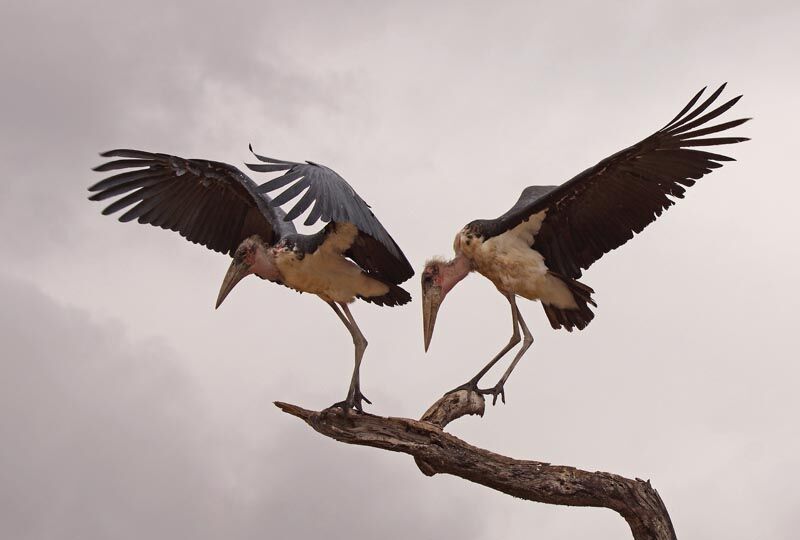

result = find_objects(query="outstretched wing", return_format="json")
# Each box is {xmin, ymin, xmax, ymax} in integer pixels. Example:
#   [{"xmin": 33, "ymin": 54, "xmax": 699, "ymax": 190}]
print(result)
[
  {"xmin": 246, "ymin": 147, "xmax": 414, "ymax": 283},
  {"xmin": 477, "ymin": 83, "xmax": 749, "ymax": 279},
  {"xmin": 89, "ymin": 149, "xmax": 296, "ymax": 255}
]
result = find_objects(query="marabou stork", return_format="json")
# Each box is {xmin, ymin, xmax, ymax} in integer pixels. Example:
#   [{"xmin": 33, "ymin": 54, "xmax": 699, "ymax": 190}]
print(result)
[
  {"xmin": 89, "ymin": 146, "xmax": 413, "ymax": 411},
  {"xmin": 422, "ymin": 84, "xmax": 749, "ymax": 404}
]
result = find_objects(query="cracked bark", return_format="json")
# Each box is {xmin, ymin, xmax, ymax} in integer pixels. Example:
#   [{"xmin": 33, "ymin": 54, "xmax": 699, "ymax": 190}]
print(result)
[{"xmin": 276, "ymin": 390, "xmax": 677, "ymax": 540}]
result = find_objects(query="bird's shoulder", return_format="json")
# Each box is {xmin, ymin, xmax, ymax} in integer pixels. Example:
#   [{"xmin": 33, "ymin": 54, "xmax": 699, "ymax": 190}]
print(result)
[
  {"xmin": 276, "ymin": 228, "xmax": 328, "ymax": 257},
  {"xmin": 464, "ymin": 219, "xmax": 497, "ymax": 239},
  {"xmin": 467, "ymin": 185, "xmax": 558, "ymax": 240}
]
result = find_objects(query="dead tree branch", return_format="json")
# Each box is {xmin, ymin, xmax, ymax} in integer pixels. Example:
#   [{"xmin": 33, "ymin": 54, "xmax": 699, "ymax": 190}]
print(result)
[{"xmin": 276, "ymin": 390, "xmax": 676, "ymax": 540}]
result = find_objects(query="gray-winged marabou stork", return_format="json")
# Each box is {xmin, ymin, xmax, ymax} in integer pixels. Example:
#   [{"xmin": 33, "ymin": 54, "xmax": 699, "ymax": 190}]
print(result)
[
  {"xmin": 89, "ymin": 146, "xmax": 413, "ymax": 411},
  {"xmin": 422, "ymin": 84, "xmax": 749, "ymax": 404}
]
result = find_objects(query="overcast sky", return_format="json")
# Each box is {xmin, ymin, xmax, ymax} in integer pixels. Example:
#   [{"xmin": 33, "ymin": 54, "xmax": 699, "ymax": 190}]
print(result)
[{"xmin": 2, "ymin": 1, "xmax": 799, "ymax": 539}]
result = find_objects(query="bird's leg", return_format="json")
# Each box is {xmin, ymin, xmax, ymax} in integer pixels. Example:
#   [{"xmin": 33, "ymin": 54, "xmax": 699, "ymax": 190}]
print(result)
[
  {"xmin": 326, "ymin": 301, "xmax": 371, "ymax": 413},
  {"xmin": 340, "ymin": 302, "xmax": 371, "ymax": 411},
  {"xmin": 446, "ymin": 293, "xmax": 520, "ymax": 395},
  {"xmin": 481, "ymin": 296, "xmax": 533, "ymax": 405}
]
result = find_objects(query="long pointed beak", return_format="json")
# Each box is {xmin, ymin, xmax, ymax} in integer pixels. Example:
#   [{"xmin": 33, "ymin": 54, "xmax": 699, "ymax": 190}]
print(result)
[
  {"xmin": 422, "ymin": 285, "xmax": 443, "ymax": 352},
  {"xmin": 215, "ymin": 259, "xmax": 250, "ymax": 309}
]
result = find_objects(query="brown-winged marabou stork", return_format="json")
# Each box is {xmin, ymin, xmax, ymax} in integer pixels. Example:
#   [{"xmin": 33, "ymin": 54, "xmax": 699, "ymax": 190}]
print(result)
[
  {"xmin": 89, "ymin": 146, "xmax": 413, "ymax": 411},
  {"xmin": 422, "ymin": 84, "xmax": 749, "ymax": 404}
]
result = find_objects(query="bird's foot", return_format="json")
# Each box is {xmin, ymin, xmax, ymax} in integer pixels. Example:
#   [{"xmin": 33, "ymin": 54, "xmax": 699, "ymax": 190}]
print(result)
[
  {"xmin": 325, "ymin": 388, "xmax": 372, "ymax": 414},
  {"xmin": 479, "ymin": 382, "xmax": 506, "ymax": 406},
  {"xmin": 444, "ymin": 379, "xmax": 481, "ymax": 397}
]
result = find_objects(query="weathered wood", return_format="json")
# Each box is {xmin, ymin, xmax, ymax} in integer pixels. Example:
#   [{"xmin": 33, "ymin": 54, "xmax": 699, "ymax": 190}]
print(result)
[
  {"xmin": 420, "ymin": 388, "xmax": 485, "ymax": 427},
  {"xmin": 275, "ymin": 390, "xmax": 676, "ymax": 540}
]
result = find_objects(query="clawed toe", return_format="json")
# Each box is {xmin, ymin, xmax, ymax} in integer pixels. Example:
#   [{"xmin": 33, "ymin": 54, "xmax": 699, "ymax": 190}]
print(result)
[
  {"xmin": 479, "ymin": 383, "xmax": 506, "ymax": 405},
  {"xmin": 444, "ymin": 380, "xmax": 506, "ymax": 405},
  {"xmin": 326, "ymin": 388, "xmax": 371, "ymax": 413},
  {"xmin": 353, "ymin": 390, "xmax": 372, "ymax": 411},
  {"xmin": 444, "ymin": 380, "xmax": 507, "ymax": 405},
  {"xmin": 444, "ymin": 380, "xmax": 481, "ymax": 396}
]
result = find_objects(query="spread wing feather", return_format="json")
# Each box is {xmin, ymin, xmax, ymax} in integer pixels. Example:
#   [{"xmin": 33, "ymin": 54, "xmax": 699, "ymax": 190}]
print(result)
[
  {"xmin": 247, "ymin": 147, "xmax": 413, "ymax": 283},
  {"xmin": 89, "ymin": 149, "xmax": 295, "ymax": 255},
  {"xmin": 477, "ymin": 84, "xmax": 749, "ymax": 279}
]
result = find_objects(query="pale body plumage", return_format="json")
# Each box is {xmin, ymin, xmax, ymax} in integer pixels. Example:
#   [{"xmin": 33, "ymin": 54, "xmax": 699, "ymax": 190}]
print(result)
[
  {"xmin": 456, "ymin": 212, "xmax": 578, "ymax": 310},
  {"xmin": 267, "ymin": 223, "xmax": 390, "ymax": 303}
]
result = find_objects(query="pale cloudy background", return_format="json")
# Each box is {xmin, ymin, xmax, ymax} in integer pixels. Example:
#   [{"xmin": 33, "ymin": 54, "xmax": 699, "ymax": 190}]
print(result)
[{"xmin": 1, "ymin": 1, "xmax": 798, "ymax": 539}]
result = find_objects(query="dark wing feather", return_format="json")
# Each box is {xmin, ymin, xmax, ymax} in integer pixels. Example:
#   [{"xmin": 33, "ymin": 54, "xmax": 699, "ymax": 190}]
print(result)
[
  {"xmin": 246, "ymin": 147, "xmax": 414, "ymax": 283},
  {"xmin": 89, "ymin": 149, "xmax": 296, "ymax": 255},
  {"xmin": 478, "ymin": 84, "xmax": 749, "ymax": 279}
]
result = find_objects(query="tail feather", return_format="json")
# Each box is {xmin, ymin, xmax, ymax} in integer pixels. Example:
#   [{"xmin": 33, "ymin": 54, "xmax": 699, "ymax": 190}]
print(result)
[
  {"xmin": 542, "ymin": 272, "xmax": 596, "ymax": 331},
  {"xmin": 359, "ymin": 281, "xmax": 411, "ymax": 307}
]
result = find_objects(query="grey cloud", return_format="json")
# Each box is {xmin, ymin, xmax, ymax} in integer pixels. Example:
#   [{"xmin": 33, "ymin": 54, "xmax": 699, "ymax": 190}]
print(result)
[
  {"xmin": 249, "ymin": 435, "xmax": 484, "ymax": 540},
  {"xmin": 0, "ymin": 275, "xmax": 484, "ymax": 540},
  {"xmin": 0, "ymin": 275, "xmax": 216, "ymax": 539}
]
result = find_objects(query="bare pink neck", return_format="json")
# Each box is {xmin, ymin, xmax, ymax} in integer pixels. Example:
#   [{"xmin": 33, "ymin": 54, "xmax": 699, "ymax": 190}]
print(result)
[
  {"xmin": 441, "ymin": 253, "xmax": 472, "ymax": 294},
  {"xmin": 253, "ymin": 245, "xmax": 282, "ymax": 282}
]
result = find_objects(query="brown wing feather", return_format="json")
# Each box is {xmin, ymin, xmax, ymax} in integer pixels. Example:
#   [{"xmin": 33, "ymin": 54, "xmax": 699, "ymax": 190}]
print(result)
[{"xmin": 478, "ymin": 84, "xmax": 749, "ymax": 279}]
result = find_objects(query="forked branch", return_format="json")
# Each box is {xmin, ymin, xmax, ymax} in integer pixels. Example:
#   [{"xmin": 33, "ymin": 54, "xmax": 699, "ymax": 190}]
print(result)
[{"xmin": 275, "ymin": 390, "xmax": 676, "ymax": 540}]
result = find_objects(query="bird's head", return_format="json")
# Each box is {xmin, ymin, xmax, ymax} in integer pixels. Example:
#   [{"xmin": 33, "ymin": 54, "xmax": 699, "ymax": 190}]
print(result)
[
  {"xmin": 215, "ymin": 236, "xmax": 267, "ymax": 309},
  {"xmin": 421, "ymin": 254, "xmax": 471, "ymax": 352}
]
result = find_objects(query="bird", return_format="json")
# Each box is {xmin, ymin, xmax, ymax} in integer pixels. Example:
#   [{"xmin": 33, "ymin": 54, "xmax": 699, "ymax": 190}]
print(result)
[
  {"xmin": 421, "ymin": 83, "xmax": 749, "ymax": 405},
  {"xmin": 89, "ymin": 146, "xmax": 414, "ymax": 411}
]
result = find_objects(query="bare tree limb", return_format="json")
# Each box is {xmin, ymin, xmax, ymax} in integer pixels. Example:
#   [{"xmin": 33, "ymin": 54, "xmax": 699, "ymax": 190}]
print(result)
[{"xmin": 275, "ymin": 390, "xmax": 677, "ymax": 540}]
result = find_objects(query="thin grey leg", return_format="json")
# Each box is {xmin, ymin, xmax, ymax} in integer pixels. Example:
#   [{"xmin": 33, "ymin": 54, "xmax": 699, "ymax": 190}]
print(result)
[
  {"xmin": 328, "ymin": 301, "xmax": 352, "ymax": 330},
  {"xmin": 449, "ymin": 293, "xmax": 521, "ymax": 393},
  {"xmin": 483, "ymin": 295, "xmax": 533, "ymax": 405},
  {"xmin": 332, "ymin": 302, "xmax": 370, "ymax": 411}
]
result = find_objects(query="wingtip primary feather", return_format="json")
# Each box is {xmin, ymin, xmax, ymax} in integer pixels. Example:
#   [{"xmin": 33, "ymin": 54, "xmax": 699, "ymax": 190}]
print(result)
[
  {"xmin": 664, "ymin": 83, "xmax": 736, "ymax": 133},
  {"xmin": 92, "ymin": 159, "xmax": 153, "ymax": 172},
  {"xmin": 99, "ymin": 149, "xmax": 156, "ymax": 159},
  {"xmin": 662, "ymin": 85, "xmax": 707, "ymax": 130},
  {"xmin": 248, "ymin": 144, "xmax": 293, "ymax": 165},
  {"xmin": 245, "ymin": 162, "xmax": 294, "ymax": 173}
]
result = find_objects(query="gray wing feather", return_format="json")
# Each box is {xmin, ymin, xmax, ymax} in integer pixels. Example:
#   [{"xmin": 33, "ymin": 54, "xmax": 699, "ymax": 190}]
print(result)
[
  {"xmin": 89, "ymin": 149, "xmax": 296, "ymax": 255},
  {"xmin": 247, "ymin": 147, "xmax": 413, "ymax": 283}
]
